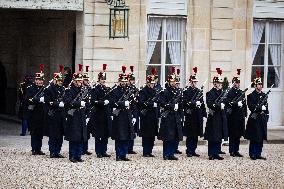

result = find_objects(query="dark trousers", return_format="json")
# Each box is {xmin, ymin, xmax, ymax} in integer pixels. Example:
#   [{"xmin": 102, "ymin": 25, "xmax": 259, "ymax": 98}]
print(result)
[
  {"xmin": 82, "ymin": 140, "xmax": 89, "ymax": 154},
  {"xmin": 249, "ymin": 140, "xmax": 263, "ymax": 157},
  {"xmin": 163, "ymin": 140, "xmax": 176, "ymax": 157},
  {"xmin": 208, "ymin": 141, "xmax": 220, "ymax": 157},
  {"xmin": 142, "ymin": 137, "xmax": 155, "ymax": 155},
  {"xmin": 186, "ymin": 137, "xmax": 198, "ymax": 154},
  {"xmin": 115, "ymin": 140, "xmax": 129, "ymax": 159},
  {"xmin": 31, "ymin": 134, "xmax": 43, "ymax": 152},
  {"xmin": 69, "ymin": 141, "xmax": 83, "ymax": 160},
  {"xmin": 95, "ymin": 137, "xmax": 108, "ymax": 155},
  {"xmin": 21, "ymin": 119, "xmax": 29, "ymax": 135},
  {"xmin": 229, "ymin": 138, "xmax": 240, "ymax": 154},
  {"xmin": 174, "ymin": 140, "xmax": 180, "ymax": 151},
  {"xmin": 49, "ymin": 137, "xmax": 63, "ymax": 155},
  {"xmin": 128, "ymin": 139, "xmax": 134, "ymax": 151}
]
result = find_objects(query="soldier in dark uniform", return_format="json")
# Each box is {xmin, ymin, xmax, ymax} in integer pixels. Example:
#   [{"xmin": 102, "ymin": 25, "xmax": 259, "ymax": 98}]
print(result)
[
  {"xmin": 63, "ymin": 65, "xmax": 88, "ymax": 163},
  {"xmin": 44, "ymin": 65, "xmax": 65, "ymax": 158},
  {"xmin": 26, "ymin": 64, "xmax": 46, "ymax": 155},
  {"xmin": 19, "ymin": 75, "xmax": 33, "ymax": 136},
  {"xmin": 245, "ymin": 69, "xmax": 269, "ymax": 160},
  {"xmin": 127, "ymin": 66, "xmax": 139, "ymax": 155},
  {"xmin": 183, "ymin": 67, "xmax": 207, "ymax": 157},
  {"xmin": 138, "ymin": 68, "xmax": 159, "ymax": 157},
  {"xmin": 158, "ymin": 67, "xmax": 183, "ymax": 160},
  {"xmin": 226, "ymin": 69, "xmax": 247, "ymax": 157},
  {"xmin": 173, "ymin": 69, "xmax": 183, "ymax": 155},
  {"xmin": 204, "ymin": 68, "xmax": 228, "ymax": 160},
  {"xmin": 82, "ymin": 65, "xmax": 92, "ymax": 156},
  {"xmin": 109, "ymin": 66, "xmax": 135, "ymax": 161},
  {"xmin": 89, "ymin": 64, "xmax": 112, "ymax": 158}
]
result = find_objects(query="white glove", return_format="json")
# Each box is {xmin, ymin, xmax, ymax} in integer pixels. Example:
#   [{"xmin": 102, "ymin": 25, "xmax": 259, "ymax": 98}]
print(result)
[
  {"xmin": 39, "ymin": 97, "xmax": 44, "ymax": 103},
  {"xmin": 153, "ymin": 102, "xmax": 158, "ymax": 108},
  {"xmin": 111, "ymin": 116, "xmax": 113, "ymax": 120},
  {"xmin": 59, "ymin": 101, "xmax": 64, "ymax": 108},
  {"xmin": 81, "ymin": 101, "xmax": 86, "ymax": 107},
  {"xmin": 262, "ymin": 105, "xmax": 266, "ymax": 111},
  {"xmin": 104, "ymin": 100, "xmax": 109, "ymax": 105},
  {"xmin": 237, "ymin": 101, "xmax": 243, "ymax": 107},
  {"xmin": 174, "ymin": 103, "xmax": 179, "ymax": 111},
  {"xmin": 125, "ymin": 101, "xmax": 130, "ymax": 107},
  {"xmin": 221, "ymin": 103, "xmax": 225, "ymax": 110},
  {"xmin": 132, "ymin": 118, "xmax": 137, "ymax": 125},
  {"xmin": 196, "ymin": 101, "xmax": 201, "ymax": 107},
  {"xmin": 86, "ymin": 118, "xmax": 90, "ymax": 124}
]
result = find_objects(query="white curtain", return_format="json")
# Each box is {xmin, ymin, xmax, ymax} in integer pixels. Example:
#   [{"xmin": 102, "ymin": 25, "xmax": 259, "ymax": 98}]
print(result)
[
  {"xmin": 269, "ymin": 22, "xmax": 281, "ymax": 86},
  {"xmin": 252, "ymin": 22, "xmax": 265, "ymax": 60},
  {"xmin": 166, "ymin": 18, "xmax": 185, "ymax": 65},
  {"xmin": 146, "ymin": 17, "xmax": 162, "ymax": 65}
]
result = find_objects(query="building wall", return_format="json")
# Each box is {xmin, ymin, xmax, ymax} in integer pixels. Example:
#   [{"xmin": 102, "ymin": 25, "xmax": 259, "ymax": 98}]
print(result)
[
  {"xmin": 80, "ymin": 0, "xmax": 253, "ymax": 89},
  {"xmin": 81, "ymin": 0, "xmax": 146, "ymax": 85},
  {"xmin": 188, "ymin": 0, "xmax": 253, "ymax": 92}
]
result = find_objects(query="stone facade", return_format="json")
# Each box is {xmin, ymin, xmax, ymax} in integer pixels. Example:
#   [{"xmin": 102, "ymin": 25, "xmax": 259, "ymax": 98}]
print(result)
[
  {"xmin": 80, "ymin": 0, "xmax": 253, "ymax": 91},
  {"xmin": 0, "ymin": 0, "xmax": 83, "ymax": 11}
]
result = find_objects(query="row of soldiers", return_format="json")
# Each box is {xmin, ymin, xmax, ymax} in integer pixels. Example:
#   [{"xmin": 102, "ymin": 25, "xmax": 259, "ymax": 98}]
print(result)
[{"xmin": 20, "ymin": 63, "xmax": 269, "ymax": 162}]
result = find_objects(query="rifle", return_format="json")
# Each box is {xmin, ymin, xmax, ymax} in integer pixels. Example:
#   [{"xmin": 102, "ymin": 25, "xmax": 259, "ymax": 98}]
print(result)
[
  {"xmin": 140, "ymin": 88, "xmax": 163, "ymax": 116},
  {"xmin": 30, "ymin": 79, "xmax": 53, "ymax": 101},
  {"xmin": 250, "ymin": 84, "xmax": 273, "ymax": 119},
  {"xmin": 160, "ymin": 88, "xmax": 183, "ymax": 118},
  {"xmin": 208, "ymin": 83, "xmax": 234, "ymax": 116},
  {"xmin": 185, "ymin": 80, "xmax": 207, "ymax": 114},
  {"xmin": 112, "ymin": 85, "xmax": 139, "ymax": 116},
  {"xmin": 226, "ymin": 87, "xmax": 248, "ymax": 115}
]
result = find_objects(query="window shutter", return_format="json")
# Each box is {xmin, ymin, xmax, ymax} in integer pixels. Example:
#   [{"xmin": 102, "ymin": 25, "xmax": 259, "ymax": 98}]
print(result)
[{"xmin": 147, "ymin": 0, "xmax": 188, "ymax": 16}]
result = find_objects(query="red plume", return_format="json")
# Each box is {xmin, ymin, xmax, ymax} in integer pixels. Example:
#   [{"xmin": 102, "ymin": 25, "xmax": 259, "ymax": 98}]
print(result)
[
  {"xmin": 122, "ymin": 66, "xmax": 126, "ymax": 73},
  {"xmin": 237, "ymin": 69, "xmax": 241, "ymax": 75},
  {"xmin": 151, "ymin": 67, "xmax": 157, "ymax": 75},
  {"xmin": 177, "ymin": 69, "xmax": 180, "ymax": 75},
  {"xmin": 171, "ymin": 67, "xmax": 176, "ymax": 74},
  {"xmin": 193, "ymin": 67, "xmax": 197, "ymax": 74},
  {"xmin": 86, "ymin": 66, "xmax": 89, "ymax": 73},
  {"xmin": 78, "ymin": 64, "xmax": 83, "ymax": 72},
  {"xmin": 40, "ymin": 64, "xmax": 44, "ymax": 73},
  {"xmin": 256, "ymin": 69, "xmax": 261, "ymax": 78},
  {"xmin": 103, "ymin": 64, "xmax": 107, "ymax": 71},
  {"xmin": 130, "ymin": 66, "xmax": 134, "ymax": 72},
  {"xmin": 216, "ymin": 68, "xmax": 222, "ymax": 75},
  {"xmin": 59, "ymin": 64, "xmax": 63, "ymax": 73}
]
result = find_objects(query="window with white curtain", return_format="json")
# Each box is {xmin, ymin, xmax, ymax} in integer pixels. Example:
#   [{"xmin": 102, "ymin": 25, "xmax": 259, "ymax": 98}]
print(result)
[
  {"xmin": 252, "ymin": 21, "xmax": 282, "ymax": 88},
  {"xmin": 146, "ymin": 16, "xmax": 186, "ymax": 86}
]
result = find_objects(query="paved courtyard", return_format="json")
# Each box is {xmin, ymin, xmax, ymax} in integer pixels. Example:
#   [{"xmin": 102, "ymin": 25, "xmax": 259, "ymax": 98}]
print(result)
[{"xmin": 0, "ymin": 120, "xmax": 284, "ymax": 188}]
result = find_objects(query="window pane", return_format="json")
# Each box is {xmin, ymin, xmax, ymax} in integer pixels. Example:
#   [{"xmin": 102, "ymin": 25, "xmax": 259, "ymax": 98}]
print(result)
[
  {"xmin": 253, "ymin": 21, "xmax": 265, "ymax": 44},
  {"xmin": 267, "ymin": 66, "xmax": 280, "ymax": 88},
  {"xmin": 260, "ymin": 29, "xmax": 265, "ymax": 43},
  {"xmin": 268, "ymin": 44, "xmax": 281, "ymax": 66},
  {"xmin": 148, "ymin": 42, "xmax": 161, "ymax": 65},
  {"xmin": 251, "ymin": 67, "xmax": 264, "ymax": 86},
  {"xmin": 166, "ymin": 18, "xmax": 185, "ymax": 40},
  {"xmin": 269, "ymin": 22, "xmax": 281, "ymax": 43},
  {"xmin": 253, "ymin": 44, "xmax": 265, "ymax": 65},
  {"xmin": 166, "ymin": 42, "xmax": 181, "ymax": 65},
  {"xmin": 157, "ymin": 27, "xmax": 162, "ymax": 40}
]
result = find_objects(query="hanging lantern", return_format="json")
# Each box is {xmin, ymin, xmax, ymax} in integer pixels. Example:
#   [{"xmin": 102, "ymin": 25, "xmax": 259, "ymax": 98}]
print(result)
[{"xmin": 106, "ymin": 0, "xmax": 129, "ymax": 39}]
